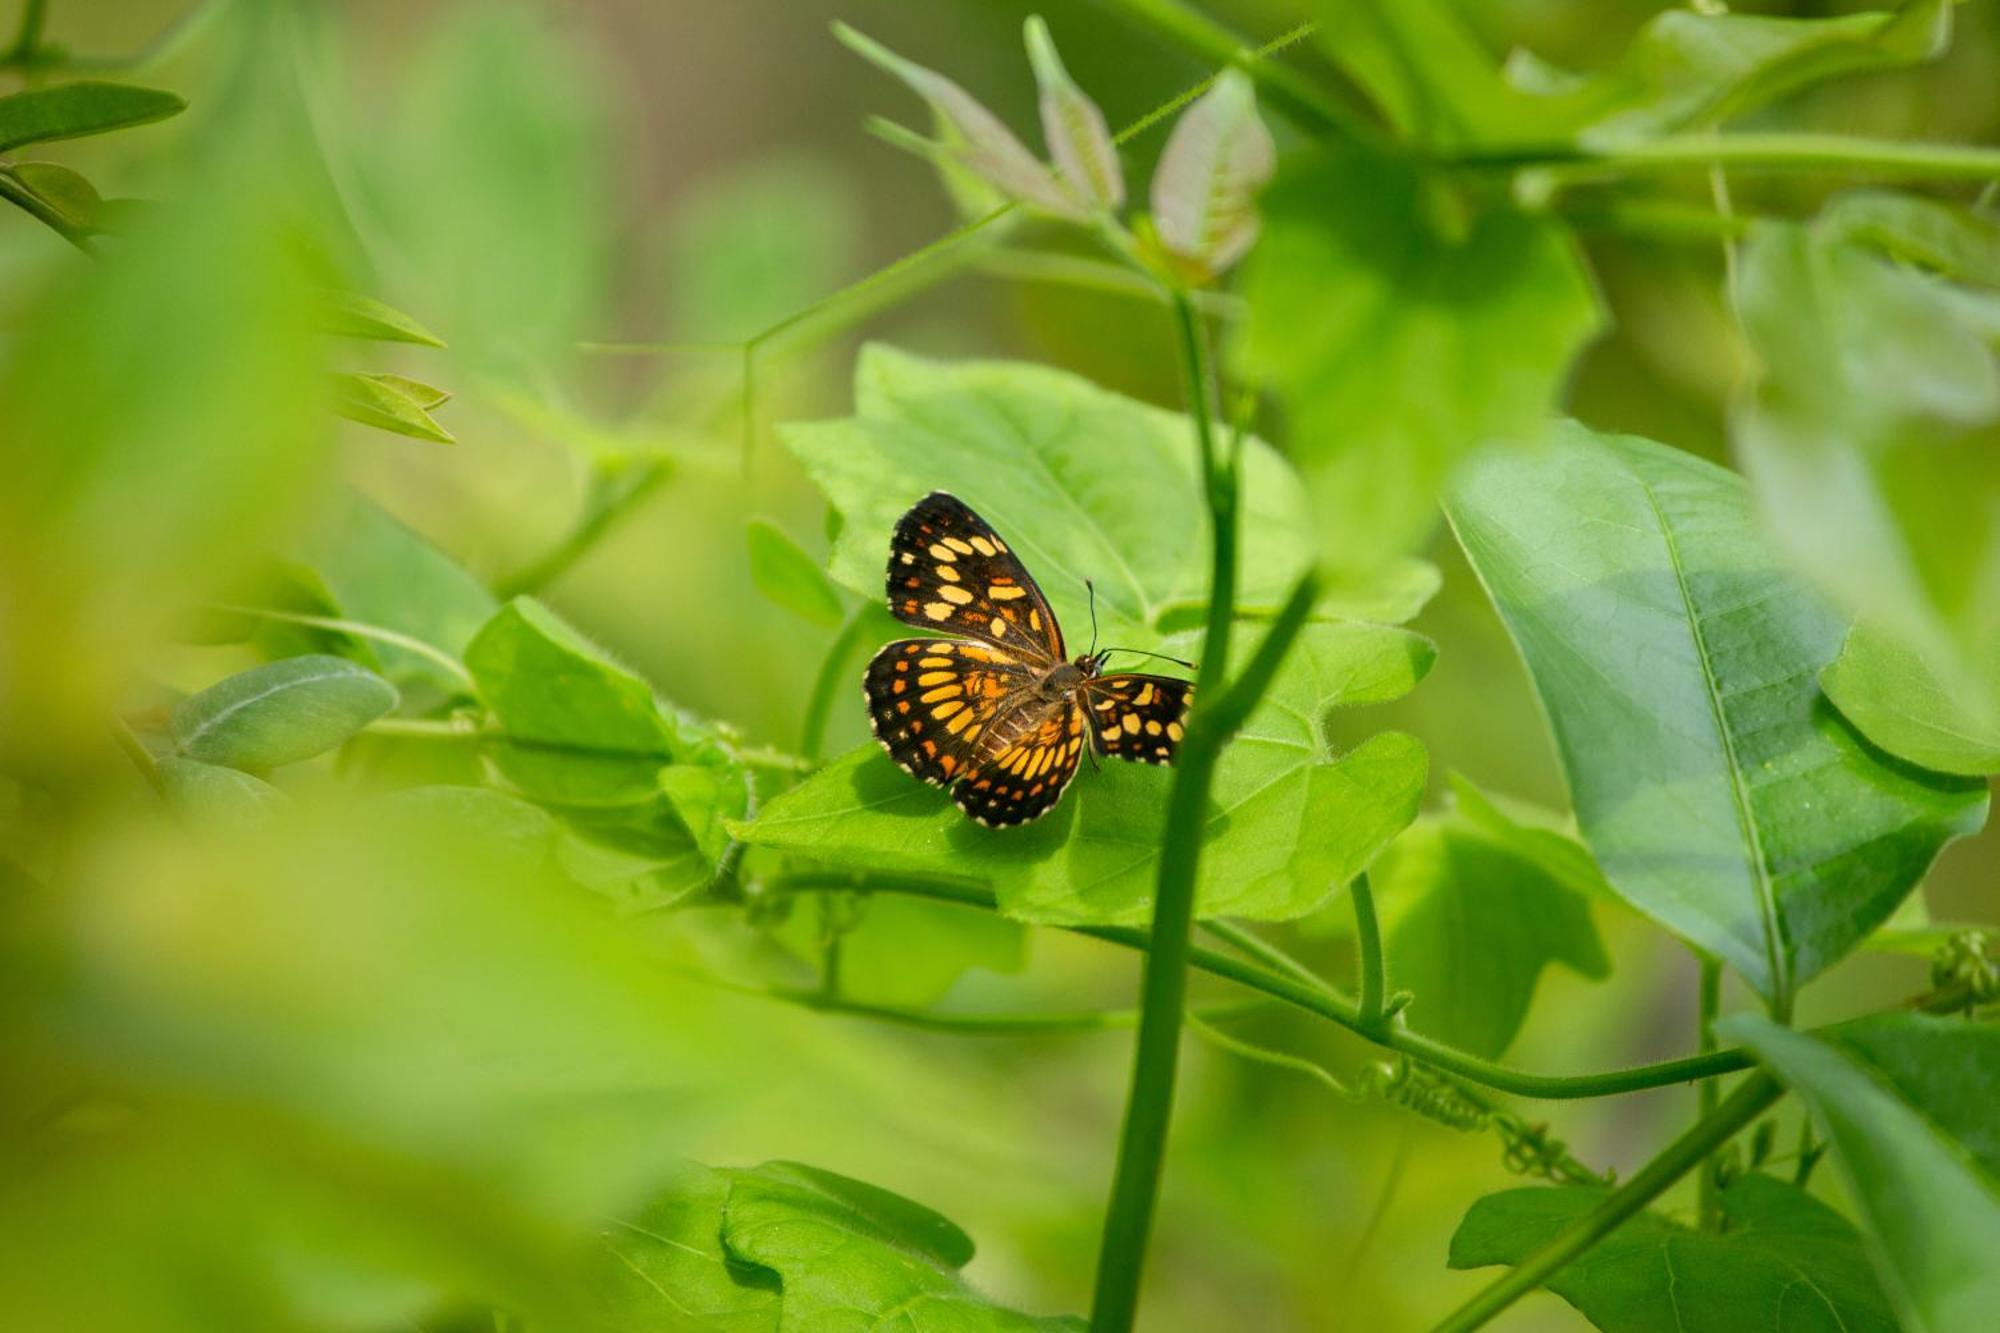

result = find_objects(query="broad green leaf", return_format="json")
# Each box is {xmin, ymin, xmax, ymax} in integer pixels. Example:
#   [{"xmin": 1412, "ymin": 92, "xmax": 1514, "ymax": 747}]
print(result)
[
  {"xmin": 1446, "ymin": 773, "xmax": 1616, "ymax": 905},
  {"xmin": 1447, "ymin": 423, "xmax": 1986, "ymax": 1007},
  {"xmin": 1149, "ymin": 70, "xmax": 1272, "ymax": 278},
  {"xmin": 1374, "ymin": 809, "xmax": 1608, "ymax": 1060},
  {"xmin": 747, "ymin": 519, "xmax": 845, "ymax": 628},
  {"xmin": 737, "ymin": 622, "xmax": 1432, "ymax": 926},
  {"xmin": 834, "ymin": 24, "xmax": 1077, "ymax": 219},
  {"xmin": 170, "ymin": 655, "xmax": 397, "ymax": 770},
  {"xmin": 720, "ymin": 1161, "xmax": 1084, "ymax": 1332},
  {"xmin": 0, "ymin": 81, "xmax": 186, "ymax": 152},
  {"xmin": 773, "ymin": 893, "xmax": 1028, "ymax": 1009},
  {"xmin": 1721, "ymin": 1014, "xmax": 2000, "ymax": 1333},
  {"xmin": 321, "ymin": 291, "xmax": 446, "ymax": 347},
  {"xmin": 1238, "ymin": 147, "xmax": 1599, "ymax": 571},
  {"xmin": 331, "ymin": 371, "xmax": 455, "ymax": 443},
  {"xmin": 596, "ymin": 1162, "xmax": 780, "ymax": 1332},
  {"xmin": 1025, "ymin": 17, "xmax": 1120, "ymax": 214},
  {"xmin": 782, "ymin": 345, "xmax": 1327, "ymax": 646},
  {"xmin": 1735, "ymin": 221, "xmax": 2000, "ymax": 778},
  {"xmin": 6, "ymin": 161, "xmax": 100, "ymax": 230},
  {"xmin": 1819, "ymin": 189, "xmax": 2000, "ymax": 288},
  {"xmin": 1448, "ymin": 1173, "xmax": 1896, "ymax": 1332},
  {"xmin": 1823, "ymin": 622, "xmax": 2000, "ymax": 775},
  {"xmin": 157, "ymin": 756, "xmax": 289, "ymax": 822}
]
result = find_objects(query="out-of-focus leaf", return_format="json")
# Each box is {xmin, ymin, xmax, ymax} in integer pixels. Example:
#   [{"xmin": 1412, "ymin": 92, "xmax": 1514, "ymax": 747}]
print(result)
[
  {"xmin": 1448, "ymin": 423, "xmax": 1987, "ymax": 1007},
  {"xmin": 6, "ymin": 161, "xmax": 101, "ymax": 230},
  {"xmin": 1025, "ymin": 17, "xmax": 1121, "ymax": 214},
  {"xmin": 1735, "ymin": 221, "xmax": 2000, "ymax": 775},
  {"xmin": 331, "ymin": 371, "xmax": 454, "ymax": 443},
  {"xmin": 834, "ymin": 23, "xmax": 1077, "ymax": 219},
  {"xmin": 1448, "ymin": 1174, "xmax": 1896, "ymax": 1331},
  {"xmin": 1447, "ymin": 773, "xmax": 1616, "ymax": 905},
  {"xmin": 746, "ymin": 519, "xmax": 845, "ymax": 628},
  {"xmin": 320, "ymin": 291, "xmax": 446, "ymax": 346},
  {"xmin": 1819, "ymin": 190, "xmax": 2000, "ymax": 288},
  {"xmin": 1721, "ymin": 1014, "xmax": 2000, "ymax": 1332},
  {"xmin": 737, "ymin": 621, "xmax": 1431, "ymax": 926},
  {"xmin": 719, "ymin": 1161, "xmax": 1085, "ymax": 1331},
  {"xmin": 156, "ymin": 756, "xmax": 289, "ymax": 821},
  {"xmin": 1149, "ymin": 70, "xmax": 1273, "ymax": 278},
  {"xmin": 774, "ymin": 893, "xmax": 1028, "ymax": 1010},
  {"xmin": 782, "ymin": 345, "xmax": 1321, "ymax": 647},
  {"xmin": 0, "ymin": 81, "xmax": 185, "ymax": 152},
  {"xmin": 170, "ymin": 655, "xmax": 397, "ymax": 770},
  {"xmin": 1374, "ymin": 809, "xmax": 1608, "ymax": 1060},
  {"xmin": 1823, "ymin": 622, "xmax": 2000, "ymax": 775},
  {"xmin": 1238, "ymin": 147, "xmax": 1600, "ymax": 571}
]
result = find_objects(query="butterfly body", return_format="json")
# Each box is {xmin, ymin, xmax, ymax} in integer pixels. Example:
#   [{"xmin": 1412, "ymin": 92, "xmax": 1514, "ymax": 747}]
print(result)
[{"xmin": 864, "ymin": 492, "xmax": 1192, "ymax": 827}]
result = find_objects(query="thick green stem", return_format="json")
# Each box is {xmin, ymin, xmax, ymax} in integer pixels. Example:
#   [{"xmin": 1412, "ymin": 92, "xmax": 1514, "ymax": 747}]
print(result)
[
  {"xmin": 1433, "ymin": 1073, "xmax": 1784, "ymax": 1333},
  {"xmin": 1696, "ymin": 955, "xmax": 1723, "ymax": 1231},
  {"xmin": 1350, "ymin": 872, "xmax": 1387, "ymax": 1034}
]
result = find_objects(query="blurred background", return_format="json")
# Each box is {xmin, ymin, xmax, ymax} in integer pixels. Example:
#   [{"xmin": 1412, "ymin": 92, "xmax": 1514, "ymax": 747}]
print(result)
[{"xmin": 2, "ymin": 1, "xmax": 1996, "ymax": 1329}]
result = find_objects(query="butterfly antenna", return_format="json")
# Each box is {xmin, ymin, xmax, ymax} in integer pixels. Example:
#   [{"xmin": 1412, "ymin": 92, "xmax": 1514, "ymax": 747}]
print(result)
[
  {"xmin": 1099, "ymin": 646, "xmax": 1198, "ymax": 670},
  {"xmin": 1085, "ymin": 579, "xmax": 1100, "ymax": 658}
]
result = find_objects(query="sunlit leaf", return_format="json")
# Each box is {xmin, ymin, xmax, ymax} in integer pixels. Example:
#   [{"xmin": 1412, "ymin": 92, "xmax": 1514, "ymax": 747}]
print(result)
[
  {"xmin": 1025, "ymin": 17, "xmax": 1121, "ymax": 215},
  {"xmin": 1149, "ymin": 70, "xmax": 1272, "ymax": 278},
  {"xmin": 747, "ymin": 519, "xmax": 846, "ymax": 628},
  {"xmin": 1449, "ymin": 1174, "xmax": 1896, "ymax": 1331},
  {"xmin": 0, "ymin": 81, "xmax": 185, "ymax": 152},
  {"xmin": 1721, "ymin": 1014, "xmax": 2000, "ymax": 1333},
  {"xmin": 736, "ymin": 621, "xmax": 1431, "ymax": 926},
  {"xmin": 320, "ymin": 291, "xmax": 446, "ymax": 347},
  {"xmin": 1448, "ymin": 423, "xmax": 1987, "ymax": 1007},
  {"xmin": 1823, "ymin": 622, "xmax": 2000, "ymax": 775},
  {"xmin": 170, "ymin": 655, "xmax": 398, "ymax": 770},
  {"xmin": 331, "ymin": 371, "xmax": 455, "ymax": 443},
  {"xmin": 595, "ymin": 1161, "xmax": 780, "ymax": 1331},
  {"xmin": 1238, "ymin": 147, "xmax": 1600, "ymax": 571}
]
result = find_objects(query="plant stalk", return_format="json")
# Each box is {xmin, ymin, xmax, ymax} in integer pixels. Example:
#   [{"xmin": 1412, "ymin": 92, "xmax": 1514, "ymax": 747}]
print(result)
[
  {"xmin": 1433, "ymin": 1072, "xmax": 1784, "ymax": 1333},
  {"xmin": 1695, "ymin": 954, "xmax": 1723, "ymax": 1231},
  {"xmin": 1350, "ymin": 872, "xmax": 1388, "ymax": 1034}
]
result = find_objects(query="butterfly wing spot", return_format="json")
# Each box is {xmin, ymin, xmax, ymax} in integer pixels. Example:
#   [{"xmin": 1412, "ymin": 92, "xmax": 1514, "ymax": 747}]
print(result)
[
  {"xmin": 866, "ymin": 638, "xmax": 1030, "ymax": 787},
  {"xmin": 883, "ymin": 492, "xmax": 1064, "ymax": 662},
  {"xmin": 1085, "ymin": 673, "xmax": 1194, "ymax": 767}
]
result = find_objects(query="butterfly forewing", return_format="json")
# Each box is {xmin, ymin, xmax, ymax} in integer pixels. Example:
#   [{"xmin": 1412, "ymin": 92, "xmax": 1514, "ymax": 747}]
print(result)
[
  {"xmin": 952, "ymin": 700, "xmax": 1086, "ymax": 827},
  {"xmin": 1083, "ymin": 673, "xmax": 1193, "ymax": 766},
  {"xmin": 886, "ymin": 491, "xmax": 1064, "ymax": 664},
  {"xmin": 865, "ymin": 638, "xmax": 1033, "ymax": 786}
]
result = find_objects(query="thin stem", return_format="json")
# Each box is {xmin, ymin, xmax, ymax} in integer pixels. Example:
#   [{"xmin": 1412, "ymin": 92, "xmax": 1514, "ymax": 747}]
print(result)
[
  {"xmin": 5, "ymin": 0, "xmax": 47, "ymax": 60},
  {"xmin": 1350, "ymin": 872, "xmax": 1387, "ymax": 1034},
  {"xmin": 494, "ymin": 458, "xmax": 670, "ymax": 598},
  {"xmin": 973, "ymin": 247, "xmax": 1244, "ymax": 319},
  {"xmin": 1187, "ymin": 1008, "xmax": 1355, "ymax": 1100},
  {"xmin": 1433, "ymin": 1073, "xmax": 1784, "ymax": 1333},
  {"xmin": 1509, "ymin": 132, "xmax": 2000, "ymax": 189},
  {"xmin": 720, "ymin": 976, "xmax": 1271, "ymax": 1036},
  {"xmin": 204, "ymin": 604, "xmax": 475, "ymax": 689},
  {"xmin": 801, "ymin": 605, "xmax": 877, "ymax": 759},
  {"xmin": 1695, "ymin": 955, "xmax": 1723, "ymax": 1231},
  {"xmin": 111, "ymin": 717, "xmax": 164, "ymax": 794},
  {"xmin": 1200, "ymin": 918, "xmax": 1329, "ymax": 993}
]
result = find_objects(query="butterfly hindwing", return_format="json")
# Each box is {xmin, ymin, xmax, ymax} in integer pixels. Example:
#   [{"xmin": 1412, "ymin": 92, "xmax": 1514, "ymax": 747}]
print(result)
[
  {"xmin": 952, "ymin": 700, "xmax": 1086, "ymax": 828},
  {"xmin": 885, "ymin": 491, "xmax": 1064, "ymax": 664},
  {"xmin": 1083, "ymin": 672, "xmax": 1193, "ymax": 766},
  {"xmin": 864, "ymin": 638, "xmax": 1032, "ymax": 786}
]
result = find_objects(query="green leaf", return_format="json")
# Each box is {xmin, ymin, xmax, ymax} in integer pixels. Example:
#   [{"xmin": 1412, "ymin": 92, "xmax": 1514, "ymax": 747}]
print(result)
[
  {"xmin": 1024, "ymin": 17, "xmax": 1120, "ymax": 214},
  {"xmin": 320, "ymin": 291, "xmax": 446, "ymax": 347},
  {"xmin": 1237, "ymin": 147, "xmax": 1601, "ymax": 571},
  {"xmin": 720, "ymin": 1161, "xmax": 1084, "ymax": 1332},
  {"xmin": 1823, "ymin": 622, "xmax": 2000, "ymax": 775},
  {"xmin": 1447, "ymin": 422, "xmax": 1986, "ymax": 1008},
  {"xmin": 596, "ymin": 1162, "xmax": 780, "ymax": 1332},
  {"xmin": 1375, "ymin": 808, "xmax": 1609, "ymax": 1060},
  {"xmin": 1149, "ymin": 70, "xmax": 1273, "ymax": 278},
  {"xmin": 782, "ymin": 345, "xmax": 1328, "ymax": 644},
  {"xmin": 1720, "ymin": 1014, "xmax": 2000, "ymax": 1333},
  {"xmin": 7, "ymin": 161, "xmax": 101, "ymax": 230},
  {"xmin": 156, "ymin": 756, "xmax": 289, "ymax": 822},
  {"xmin": 737, "ymin": 621, "xmax": 1431, "ymax": 926},
  {"xmin": 1735, "ymin": 220, "xmax": 2000, "ymax": 778},
  {"xmin": 746, "ymin": 519, "xmax": 845, "ymax": 628},
  {"xmin": 1446, "ymin": 773, "xmax": 1616, "ymax": 905},
  {"xmin": 773, "ymin": 894, "xmax": 1028, "ymax": 1009},
  {"xmin": 0, "ymin": 81, "xmax": 186, "ymax": 153},
  {"xmin": 1448, "ymin": 1173, "xmax": 1897, "ymax": 1332},
  {"xmin": 331, "ymin": 371, "xmax": 455, "ymax": 443},
  {"xmin": 1818, "ymin": 189, "xmax": 2000, "ymax": 288},
  {"xmin": 170, "ymin": 655, "xmax": 398, "ymax": 770}
]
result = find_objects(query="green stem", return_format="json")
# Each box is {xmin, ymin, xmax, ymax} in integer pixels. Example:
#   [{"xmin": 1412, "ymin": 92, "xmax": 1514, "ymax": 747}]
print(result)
[
  {"xmin": 1696, "ymin": 955, "xmax": 1723, "ymax": 1232},
  {"xmin": 1187, "ymin": 1008, "xmax": 1355, "ymax": 1100},
  {"xmin": 771, "ymin": 871, "xmax": 1759, "ymax": 1100},
  {"xmin": 1433, "ymin": 1073, "xmax": 1784, "ymax": 1333},
  {"xmin": 495, "ymin": 458, "xmax": 670, "ymax": 598},
  {"xmin": 1511, "ymin": 132, "xmax": 2000, "ymax": 187},
  {"xmin": 1200, "ymin": 918, "xmax": 1329, "ymax": 993},
  {"xmin": 203, "ymin": 603, "xmax": 475, "ymax": 689},
  {"xmin": 749, "ymin": 985, "xmax": 1271, "ymax": 1036},
  {"xmin": 111, "ymin": 717, "xmax": 163, "ymax": 794},
  {"xmin": 802, "ymin": 604, "xmax": 877, "ymax": 759},
  {"xmin": 1350, "ymin": 872, "xmax": 1387, "ymax": 1034},
  {"xmin": 5, "ymin": 0, "xmax": 47, "ymax": 60}
]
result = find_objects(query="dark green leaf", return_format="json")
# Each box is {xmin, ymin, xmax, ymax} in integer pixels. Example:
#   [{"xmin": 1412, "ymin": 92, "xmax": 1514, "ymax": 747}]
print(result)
[
  {"xmin": 170, "ymin": 655, "xmax": 398, "ymax": 770},
  {"xmin": 321, "ymin": 291, "xmax": 446, "ymax": 347},
  {"xmin": 156, "ymin": 756, "xmax": 288, "ymax": 821},
  {"xmin": 0, "ymin": 81, "xmax": 186, "ymax": 153},
  {"xmin": 1721, "ymin": 1014, "xmax": 2000, "ymax": 1332},
  {"xmin": 1822, "ymin": 622, "xmax": 2000, "ymax": 775},
  {"xmin": 746, "ymin": 519, "xmax": 845, "ymax": 628},
  {"xmin": 331, "ymin": 371, "xmax": 455, "ymax": 443},
  {"xmin": 1448, "ymin": 1173, "xmax": 1896, "ymax": 1332},
  {"xmin": 737, "ymin": 622, "xmax": 1431, "ymax": 926},
  {"xmin": 1237, "ymin": 147, "xmax": 1601, "ymax": 570},
  {"xmin": 1448, "ymin": 423, "xmax": 1986, "ymax": 1006},
  {"xmin": 1375, "ymin": 808, "xmax": 1609, "ymax": 1060},
  {"xmin": 8, "ymin": 161, "xmax": 100, "ymax": 230}
]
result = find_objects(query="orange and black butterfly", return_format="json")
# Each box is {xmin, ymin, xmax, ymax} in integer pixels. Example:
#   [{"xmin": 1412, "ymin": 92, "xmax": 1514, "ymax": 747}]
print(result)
[{"xmin": 864, "ymin": 492, "xmax": 1194, "ymax": 827}]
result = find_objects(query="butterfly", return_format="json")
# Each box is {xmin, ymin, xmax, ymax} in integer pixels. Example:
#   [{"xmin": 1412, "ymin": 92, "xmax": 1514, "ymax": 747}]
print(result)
[{"xmin": 864, "ymin": 491, "xmax": 1194, "ymax": 827}]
